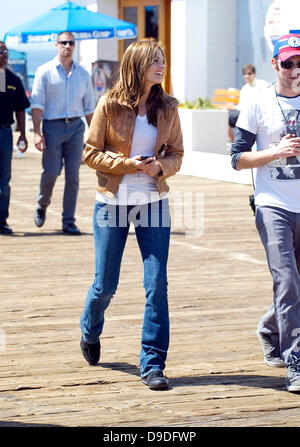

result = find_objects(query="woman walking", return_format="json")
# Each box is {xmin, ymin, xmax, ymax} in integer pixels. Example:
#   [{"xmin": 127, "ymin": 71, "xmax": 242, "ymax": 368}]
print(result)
[{"xmin": 80, "ymin": 39, "xmax": 183, "ymax": 390}]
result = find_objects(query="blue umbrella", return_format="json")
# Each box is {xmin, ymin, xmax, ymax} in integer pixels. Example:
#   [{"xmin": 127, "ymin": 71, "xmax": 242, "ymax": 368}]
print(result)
[{"xmin": 4, "ymin": 1, "xmax": 137, "ymax": 44}]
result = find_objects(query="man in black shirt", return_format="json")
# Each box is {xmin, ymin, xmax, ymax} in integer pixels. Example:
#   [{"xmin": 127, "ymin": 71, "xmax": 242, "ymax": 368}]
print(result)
[{"xmin": 0, "ymin": 41, "xmax": 30, "ymax": 234}]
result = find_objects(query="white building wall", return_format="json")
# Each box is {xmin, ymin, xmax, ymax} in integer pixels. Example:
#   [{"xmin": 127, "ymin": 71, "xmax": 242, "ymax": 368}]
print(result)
[
  {"xmin": 79, "ymin": 3, "xmax": 98, "ymax": 73},
  {"xmin": 80, "ymin": 0, "xmax": 119, "ymax": 74},
  {"xmin": 206, "ymin": 0, "xmax": 237, "ymax": 97},
  {"xmin": 171, "ymin": 0, "xmax": 207, "ymax": 102},
  {"xmin": 170, "ymin": 0, "xmax": 187, "ymax": 101},
  {"xmin": 82, "ymin": 0, "xmax": 238, "ymax": 102},
  {"xmin": 185, "ymin": 0, "xmax": 208, "ymax": 101},
  {"xmin": 171, "ymin": 0, "xmax": 237, "ymax": 103},
  {"xmin": 96, "ymin": 0, "xmax": 119, "ymax": 61}
]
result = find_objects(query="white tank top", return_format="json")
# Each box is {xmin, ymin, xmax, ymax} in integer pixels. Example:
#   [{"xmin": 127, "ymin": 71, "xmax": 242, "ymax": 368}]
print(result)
[{"xmin": 96, "ymin": 114, "xmax": 162, "ymax": 205}]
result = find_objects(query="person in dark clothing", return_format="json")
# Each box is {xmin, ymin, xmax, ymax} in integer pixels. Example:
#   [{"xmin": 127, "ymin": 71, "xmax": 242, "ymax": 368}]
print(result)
[{"xmin": 0, "ymin": 41, "xmax": 30, "ymax": 235}]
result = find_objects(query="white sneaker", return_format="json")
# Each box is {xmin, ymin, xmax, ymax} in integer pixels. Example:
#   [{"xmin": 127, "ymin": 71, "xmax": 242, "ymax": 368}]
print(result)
[
  {"xmin": 286, "ymin": 356, "xmax": 300, "ymax": 392},
  {"xmin": 256, "ymin": 330, "xmax": 285, "ymax": 368}
]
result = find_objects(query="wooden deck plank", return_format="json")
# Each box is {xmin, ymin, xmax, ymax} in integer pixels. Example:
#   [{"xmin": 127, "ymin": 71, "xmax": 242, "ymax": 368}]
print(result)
[{"xmin": 1, "ymin": 135, "xmax": 300, "ymax": 427}]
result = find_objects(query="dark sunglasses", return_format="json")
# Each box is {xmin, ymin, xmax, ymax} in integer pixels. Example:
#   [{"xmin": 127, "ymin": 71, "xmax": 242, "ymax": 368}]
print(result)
[
  {"xmin": 57, "ymin": 40, "xmax": 75, "ymax": 46},
  {"xmin": 280, "ymin": 59, "xmax": 300, "ymax": 70},
  {"xmin": 0, "ymin": 49, "xmax": 8, "ymax": 56}
]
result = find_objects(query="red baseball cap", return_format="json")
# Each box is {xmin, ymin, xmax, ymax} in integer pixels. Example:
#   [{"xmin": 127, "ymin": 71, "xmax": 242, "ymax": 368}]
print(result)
[{"xmin": 273, "ymin": 34, "xmax": 300, "ymax": 61}]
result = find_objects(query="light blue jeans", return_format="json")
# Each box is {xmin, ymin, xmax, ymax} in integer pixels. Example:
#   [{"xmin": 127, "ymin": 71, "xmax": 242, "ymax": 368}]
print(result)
[
  {"xmin": 37, "ymin": 118, "xmax": 84, "ymax": 225},
  {"xmin": 80, "ymin": 199, "xmax": 171, "ymax": 377},
  {"xmin": 256, "ymin": 205, "xmax": 300, "ymax": 366}
]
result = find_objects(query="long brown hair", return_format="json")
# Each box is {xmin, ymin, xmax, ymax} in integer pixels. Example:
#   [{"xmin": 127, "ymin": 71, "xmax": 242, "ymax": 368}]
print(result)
[{"xmin": 107, "ymin": 39, "xmax": 173, "ymax": 126}]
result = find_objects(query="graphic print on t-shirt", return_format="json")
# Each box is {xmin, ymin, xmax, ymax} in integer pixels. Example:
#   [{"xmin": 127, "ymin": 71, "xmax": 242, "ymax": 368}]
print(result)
[{"xmin": 269, "ymin": 109, "xmax": 300, "ymax": 181}]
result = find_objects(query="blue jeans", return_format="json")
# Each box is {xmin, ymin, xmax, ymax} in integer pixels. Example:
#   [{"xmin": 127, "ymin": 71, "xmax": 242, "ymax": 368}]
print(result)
[
  {"xmin": 0, "ymin": 126, "xmax": 13, "ymax": 223},
  {"xmin": 80, "ymin": 199, "xmax": 171, "ymax": 377},
  {"xmin": 256, "ymin": 205, "xmax": 300, "ymax": 365},
  {"xmin": 37, "ymin": 118, "xmax": 84, "ymax": 225}
]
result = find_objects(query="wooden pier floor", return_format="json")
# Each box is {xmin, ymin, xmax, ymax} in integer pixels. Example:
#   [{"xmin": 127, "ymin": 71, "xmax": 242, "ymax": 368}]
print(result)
[{"xmin": 1, "ymin": 137, "xmax": 300, "ymax": 428}]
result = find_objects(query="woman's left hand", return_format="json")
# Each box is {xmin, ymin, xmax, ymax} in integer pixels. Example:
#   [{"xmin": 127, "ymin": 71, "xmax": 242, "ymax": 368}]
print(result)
[{"xmin": 139, "ymin": 159, "xmax": 162, "ymax": 177}]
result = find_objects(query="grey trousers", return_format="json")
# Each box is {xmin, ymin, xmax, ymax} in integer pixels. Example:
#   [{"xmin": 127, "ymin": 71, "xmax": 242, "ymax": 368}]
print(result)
[
  {"xmin": 256, "ymin": 205, "xmax": 300, "ymax": 365},
  {"xmin": 37, "ymin": 118, "xmax": 85, "ymax": 225}
]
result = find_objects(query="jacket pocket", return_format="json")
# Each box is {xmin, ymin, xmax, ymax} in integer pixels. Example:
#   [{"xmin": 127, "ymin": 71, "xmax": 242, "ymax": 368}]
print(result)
[{"xmin": 96, "ymin": 171, "xmax": 110, "ymax": 187}]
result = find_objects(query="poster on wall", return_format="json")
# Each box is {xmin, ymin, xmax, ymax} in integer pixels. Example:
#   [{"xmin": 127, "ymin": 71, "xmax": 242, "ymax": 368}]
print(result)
[
  {"xmin": 264, "ymin": 0, "xmax": 281, "ymax": 51},
  {"xmin": 91, "ymin": 60, "xmax": 120, "ymax": 102},
  {"xmin": 264, "ymin": 0, "xmax": 300, "ymax": 51}
]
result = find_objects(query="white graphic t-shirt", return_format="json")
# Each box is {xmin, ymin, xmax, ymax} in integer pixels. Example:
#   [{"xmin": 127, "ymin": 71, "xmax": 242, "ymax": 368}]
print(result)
[{"xmin": 236, "ymin": 86, "xmax": 300, "ymax": 212}]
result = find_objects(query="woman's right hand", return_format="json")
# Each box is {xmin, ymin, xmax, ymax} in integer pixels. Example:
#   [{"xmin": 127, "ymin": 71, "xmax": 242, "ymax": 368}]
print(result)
[{"xmin": 131, "ymin": 155, "xmax": 155, "ymax": 168}]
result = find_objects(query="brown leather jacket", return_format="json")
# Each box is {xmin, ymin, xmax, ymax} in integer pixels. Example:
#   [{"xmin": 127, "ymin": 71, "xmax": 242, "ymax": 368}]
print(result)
[{"xmin": 84, "ymin": 94, "xmax": 184, "ymax": 198}]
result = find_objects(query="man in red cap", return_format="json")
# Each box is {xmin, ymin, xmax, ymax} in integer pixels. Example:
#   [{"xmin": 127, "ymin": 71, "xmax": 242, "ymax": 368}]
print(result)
[{"xmin": 231, "ymin": 34, "xmax": 300, "ymax": 393}]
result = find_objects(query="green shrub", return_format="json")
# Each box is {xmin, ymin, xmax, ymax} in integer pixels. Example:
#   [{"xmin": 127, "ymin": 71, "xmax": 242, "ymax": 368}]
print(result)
[{"xmin": 179, "ymin": 96, "xmax": 215, "ymax": 109}]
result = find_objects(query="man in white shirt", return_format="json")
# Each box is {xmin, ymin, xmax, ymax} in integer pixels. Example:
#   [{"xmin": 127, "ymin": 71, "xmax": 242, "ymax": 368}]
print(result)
[
  {"xmin": 31, "ymin": 31, "xmax": 95, "ymax": 235},
  {"xmin": 231, "ymin": 34, "xmax": 300, "ymax": 393},
  {"xmin": 238, "ymin": 64, "xmax": 270, "ymax": 109},
  {"xmin": 228, "ymin": 64, "xmax": 269, "ymax": 141}
]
